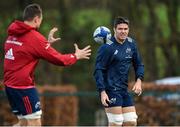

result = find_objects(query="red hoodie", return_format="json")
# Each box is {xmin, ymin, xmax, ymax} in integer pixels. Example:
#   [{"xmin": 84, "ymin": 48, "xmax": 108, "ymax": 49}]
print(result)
[{"xmin": 4, "ymin": 20, "xmax": 77, "ymax": 89}]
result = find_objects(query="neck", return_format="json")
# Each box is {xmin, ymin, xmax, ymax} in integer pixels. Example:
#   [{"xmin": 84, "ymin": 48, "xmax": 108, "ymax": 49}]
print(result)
[
  {"xmin": 24, "ymin": 21, "xmax": 36, "ymax": 28},
  {"xmin": 114, "ymin": 35, "xmax": 125, "ymax": 44}
]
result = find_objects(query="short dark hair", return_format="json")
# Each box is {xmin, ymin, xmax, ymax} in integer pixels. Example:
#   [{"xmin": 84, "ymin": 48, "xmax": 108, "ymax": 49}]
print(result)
[
  {"xmin": 23, "ymin": 3, "xmax": 42, "ymax": 21},
  {"xmin": 114, "ymin": 16, "xmax": 129, "ymax": 28}
]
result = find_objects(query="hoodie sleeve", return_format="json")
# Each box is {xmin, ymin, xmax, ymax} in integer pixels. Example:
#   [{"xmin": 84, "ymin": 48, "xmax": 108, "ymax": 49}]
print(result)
[
  {"xmin": 132, "ymin": 41, "xmax": 144, "ymax": 81},
  {"xmin": 93, "ymin": 44, "xmax": 112, "ymax": 93},
  {"xmin": 31, "ymin": 32, "xmax": 77, "ymax": 66}
]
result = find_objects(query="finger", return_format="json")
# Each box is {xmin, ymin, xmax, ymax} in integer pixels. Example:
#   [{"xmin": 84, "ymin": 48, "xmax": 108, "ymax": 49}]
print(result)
[
  {"xmin": 106, "ymin": 96, "xmax": 110, "ymax": 102},
  {"xmin": 49, "ymin": 28, "xmax": 58, "ymax": 38},
  {"xmin": 138, "ymin": 91, "xmax": 142, "ymax": 96},
  {"xmin": 84, "ymin": 53, "xmax": 92, "ymax": 58},
  {"xmin": 133, "ymin": 88, "xmax": 137, "ymax": 93},
  {"xmin": 135, "ymin": 89, "xmax": 140, "ymax": 93},
  {"xmin": 135, "ymin": 90, "xmax": 139, "ymax": 94},
  {"xmin": 83, "ymin": 45, "xmax": 91, "ymax": 51},
  {"xmin": 49, "ymin": 28, "xmax": 59, "ymax": 40},
  {"xmin": 84, "ymin": 49, "xmax": 91, "ymax": 53},
  {"xmin": 132, "ymin": 86, "xmax": 135, "ymax": 91},
  {"xmin": 82, "ymin": 54, "xmax": 91, "ymax": 58},
  {"xmin": 103, "ymin": 100, "xmax": 108, "ymax": 106},
  {"xmin": 82, "ymin": 56, "xmax": 90, "ymax": 59},
  {"xmin": 134, "ymin": 89, "xmax": 141, "ymax": 95},
  {"xmin": 85, "ymin": 53, "xmax": 91, "ymax": 56},
  {"xmin": 50, "ymin": 27, "xmax": 58, "ymax": 32},
  {"xmin": 54, "ymin": 38, "xmax": 61, "ymax": 41},
  {"xmin": 101, "ymin": 99, "xmax": 106, "ymax": 106},
  {"xmin": 103, "ymin": 103, "xmax": 108, "ymax": 106}
]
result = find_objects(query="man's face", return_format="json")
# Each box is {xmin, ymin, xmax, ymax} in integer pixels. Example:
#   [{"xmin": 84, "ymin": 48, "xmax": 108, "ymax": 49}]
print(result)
[{"xmin": 114, "ymin": 23, "xmax": 129, "ymax": 41}]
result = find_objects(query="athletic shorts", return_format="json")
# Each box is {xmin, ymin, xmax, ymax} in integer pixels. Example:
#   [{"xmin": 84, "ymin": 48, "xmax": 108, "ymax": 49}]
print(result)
[
  {"xmin": 101, "ymin": 89, "xmax": 134, "ymax": 108},
  {"xmin": 5, "ymin": 86, "xmax": 41, "ymax": 116}
]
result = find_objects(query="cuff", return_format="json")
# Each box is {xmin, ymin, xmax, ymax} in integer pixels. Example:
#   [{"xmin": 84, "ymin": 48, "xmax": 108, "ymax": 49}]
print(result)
[
  {"xmin": 136, "ymin": 76, "xmax": 144, "ymax": 81},
  {"xmin": 98, "ymin": 88, "xmax": 105, "ymax": 93}
]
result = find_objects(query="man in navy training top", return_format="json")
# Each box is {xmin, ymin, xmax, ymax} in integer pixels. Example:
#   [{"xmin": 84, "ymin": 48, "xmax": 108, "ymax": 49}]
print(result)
[{"xmin": 94, "ymin": 16, "xmax": 144, "ymax": 126}]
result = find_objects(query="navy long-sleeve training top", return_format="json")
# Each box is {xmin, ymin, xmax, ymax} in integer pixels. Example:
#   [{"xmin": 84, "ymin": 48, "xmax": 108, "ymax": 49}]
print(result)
[{"xmin": 94, "ymin": 36, "xmax": 144, "ymax": 93}]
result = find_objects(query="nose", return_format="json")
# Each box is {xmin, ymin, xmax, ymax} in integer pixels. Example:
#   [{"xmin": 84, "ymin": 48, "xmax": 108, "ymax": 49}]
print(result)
[{"xmin": 122, "ymin": 29, "xmax": 126, "ymax": 32}]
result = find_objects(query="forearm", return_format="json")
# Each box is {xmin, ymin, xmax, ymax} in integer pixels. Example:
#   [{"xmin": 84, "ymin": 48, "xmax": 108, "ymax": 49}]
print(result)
[
  {"xmin": 40, "ymin": 47, "xmax": 77, "ymax": 66},
  {"xmin": 134, "ymin": 64, "xmax": 144, "ymax": 81}
]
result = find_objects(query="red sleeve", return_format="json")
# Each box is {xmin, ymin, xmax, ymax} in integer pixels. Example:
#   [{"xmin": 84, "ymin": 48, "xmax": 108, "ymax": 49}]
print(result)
[{"xmin": 31, "ymin": 32, "xmax": 77, "ymax": 66}]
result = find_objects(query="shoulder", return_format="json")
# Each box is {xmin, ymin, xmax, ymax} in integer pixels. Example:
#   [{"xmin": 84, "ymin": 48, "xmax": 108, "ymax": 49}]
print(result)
[
  {"xmin": 127, "ymin": 37, "xmax": 135, "ymax": 43},
  {"xmin": 97, "ymin": 43, "xmax": 114, "ymax": 55},
  {"xmin": 31, "ymin": 30, "xmax": 47, "ymax": 42},
  {"xmin": 106, "ymin": 38, "xmax": 114, "ymax": 45},
  {"xmin": 26, "ymin": 30, "xmax": 48, "ymax": 49},
  {"xmin": 100, "ymin": 42, "xmax": 114, "ymax": 50},
  {"xmin": 126, "ymin": 37, "xmax": 137, "ymax": 47}
]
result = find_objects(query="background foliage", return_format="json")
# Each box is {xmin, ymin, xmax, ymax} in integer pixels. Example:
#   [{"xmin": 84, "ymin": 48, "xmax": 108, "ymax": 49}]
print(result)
[{"xmin": 0, "ymin": 0, "xmax": 180, "ymax": 93}]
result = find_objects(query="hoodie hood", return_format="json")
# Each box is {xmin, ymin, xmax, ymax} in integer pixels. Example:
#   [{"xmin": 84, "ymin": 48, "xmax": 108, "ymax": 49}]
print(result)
[{"xmin": 8, "ymin": 20, "xmax": 35, "ymax": 36}]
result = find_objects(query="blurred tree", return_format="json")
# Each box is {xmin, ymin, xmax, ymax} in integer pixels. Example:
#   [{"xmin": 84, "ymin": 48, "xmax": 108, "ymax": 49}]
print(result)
[
  {"xmin": 18, "ymin": 0, "xmax": 33, "ymax": 11},
  {"xmin": 144, "ymin": 0, "xmax": 158, "ymax": 80},
  {"xmin": 159, "ymin": 0, "xmax": 180, "ymax": 76},
  {"xmin": 0, "ymin": 0, "xmax": 180, "ymax": 87}
]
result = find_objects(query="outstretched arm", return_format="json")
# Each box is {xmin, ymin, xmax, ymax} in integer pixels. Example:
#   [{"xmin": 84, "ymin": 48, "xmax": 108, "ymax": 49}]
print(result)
[{"xmin": 32, "ymin": 28, "xmax": 91, "ymax": 66}]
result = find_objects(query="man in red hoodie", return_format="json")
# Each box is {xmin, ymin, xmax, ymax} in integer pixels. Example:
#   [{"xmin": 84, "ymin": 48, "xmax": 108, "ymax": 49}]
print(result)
[{"xmin": 4, "ymin": 3, "xmax": 91, "ymax": 126}]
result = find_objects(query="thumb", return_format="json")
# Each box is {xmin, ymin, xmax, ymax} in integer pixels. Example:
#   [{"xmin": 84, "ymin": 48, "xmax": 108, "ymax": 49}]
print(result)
[
  {"xmin": 132, "ymin": 85, "xmax": 136, "ymax": 91},
  {"xmin": 106, "ymin": 96, "xmax": 110, "ymax": 102},
  {"xmin": 74, "ymin": 43, "xmax": 79, "ymax": 50}
]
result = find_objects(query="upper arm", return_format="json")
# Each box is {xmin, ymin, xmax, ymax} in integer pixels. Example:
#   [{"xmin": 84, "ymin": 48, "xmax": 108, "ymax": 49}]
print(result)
[
  {"xmin": 132, "ymin": 41, "xmax": 144, "ymax": 79},
  {"xmin": 95, "ymin": 44, "xmax": 113, "ymax": 70},
  {"xmin": 132, "ymin": 41, "xmax": 143, "ymax": 66}
]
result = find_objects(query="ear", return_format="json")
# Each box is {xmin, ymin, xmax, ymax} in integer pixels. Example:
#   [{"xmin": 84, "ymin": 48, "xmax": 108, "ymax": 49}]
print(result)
[
  {"xmin": 33, "ymin": 16, "xmax": 39, "ymax": 23},
  {"xmin": 113, "ymin": 28, "xmax": 116, "ymax": 33}
]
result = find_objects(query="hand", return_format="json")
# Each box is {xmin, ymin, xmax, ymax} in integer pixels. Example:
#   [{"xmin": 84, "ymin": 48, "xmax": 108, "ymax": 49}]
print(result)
[
  {"xmin": 48, "ymin": 27, "xmax": 61, "ymax": 44},
  {"xmin": 132, "ymin": 78, "xmax": 142, "ymax": 96},
  {"xmin": 101, "ymin": 91, "xmax": 110, "ymax": 106},
  {"xmin": 74, "ymin": 43, "xmax": 91, "ymax": 60}
]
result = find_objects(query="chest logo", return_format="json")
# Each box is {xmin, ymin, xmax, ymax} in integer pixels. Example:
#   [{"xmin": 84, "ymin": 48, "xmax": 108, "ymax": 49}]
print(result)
[
  {"xmin": 125, "ymin": 47, "xmax": 132, "ymax": 58},
  {"xmin": 126, "ymin": 48, "xmax": 131, "ymax": 53},
  {"xmin": 114, "ymin": 50, "xmax": 118, "ymax": 55}
]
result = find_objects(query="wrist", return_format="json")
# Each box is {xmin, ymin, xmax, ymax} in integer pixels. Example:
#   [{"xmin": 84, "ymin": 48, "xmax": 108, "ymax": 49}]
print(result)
[
  {"xmin": 137, "ymin": 76, "xmax": 143, "ymax": 81},
  {"xmin": 98, "ymin": 88, "xmax": 105, "ymax": 93},
  {"xmin": 100, "ymin": 90, "xmax": 106, "ymax": 95},
  {"xmin": 137, "ymin": 78, "xmax": 142, "ymax": 82},
  {"xmin": 74, "ymin": 53, "xmax": 80, "ymax": 60}
]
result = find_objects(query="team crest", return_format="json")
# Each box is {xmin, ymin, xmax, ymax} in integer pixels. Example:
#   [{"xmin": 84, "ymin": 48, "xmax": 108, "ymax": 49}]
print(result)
[{"xmin": 126, "ymin": 48, "xmax": 131, "ymax": 53}]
